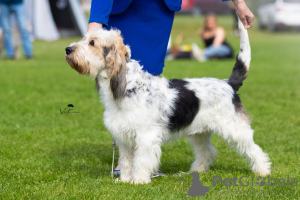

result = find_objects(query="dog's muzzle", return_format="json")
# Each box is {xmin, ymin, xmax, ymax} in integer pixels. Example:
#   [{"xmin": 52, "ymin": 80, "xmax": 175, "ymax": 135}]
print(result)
[{"xmin": 65, "ymin": 47, "xmax": 74, "ymax": 55}]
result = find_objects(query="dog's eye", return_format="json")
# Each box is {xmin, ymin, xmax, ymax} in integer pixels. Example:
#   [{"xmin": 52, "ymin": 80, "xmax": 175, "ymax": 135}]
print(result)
[{"xmin": 89, "ymin": 40, "xmax": 95, "ymax": 46}]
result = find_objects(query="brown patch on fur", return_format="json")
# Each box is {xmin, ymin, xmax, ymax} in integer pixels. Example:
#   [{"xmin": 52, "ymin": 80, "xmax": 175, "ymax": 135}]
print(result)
[
  {"xmin": 65, "ymin": 30, "xmax": 129, "ymax": 98},
  {"xmin": 105, "ymin": 43, "xmax": 127, "ymax": 99},
  {"xmin": 115, "ymin": 31, "xmax": 130, "ymax": 61},
  {"xmin": 66, "ymin": 58, "xmax": 90, "ymax": 75},
  {"xmin": 100, "ymin": 32, "xmax": 129, "ymax": 99}
]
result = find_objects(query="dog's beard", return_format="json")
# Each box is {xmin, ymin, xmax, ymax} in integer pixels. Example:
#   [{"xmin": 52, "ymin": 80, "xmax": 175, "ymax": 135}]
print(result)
[{"xmin": 66, "ymin": 56, "xmax": 90, "ymax": 75}]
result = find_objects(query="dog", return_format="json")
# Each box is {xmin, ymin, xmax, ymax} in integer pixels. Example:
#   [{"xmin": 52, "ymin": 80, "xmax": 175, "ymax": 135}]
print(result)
[{"xmin": 65, "ymin": 18, "xmax": 271, "ymax": 184}]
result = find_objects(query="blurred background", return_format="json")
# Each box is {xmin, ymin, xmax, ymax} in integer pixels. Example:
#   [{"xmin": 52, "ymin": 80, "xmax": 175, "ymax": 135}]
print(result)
[
  {"xmin": 179, "ymin": 0, "xmax": 300, "ymax": 32},
  {"xmin": 1, "ymin": 0, "xmax": 299, "ymax": 59},
  {"xmin": 2, "ymin": 0, "xmax": 300, "ymax": 36}
]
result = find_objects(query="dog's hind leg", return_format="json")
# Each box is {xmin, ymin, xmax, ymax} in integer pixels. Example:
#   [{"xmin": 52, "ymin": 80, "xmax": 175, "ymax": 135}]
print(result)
[
  {"xmin": 131, "ymin": 132, "xmax": 162, "ymax": 184},
  {"xmin": 188, "ymin": 133, "xmax": 217, "ymax": 172},
  {"xmin": 218, "ymin": 118, "xmax": 271, "ymax": 176},
  {"xmin": 119, "ymin": 143, "xmax": 134, "ymax": 183}
]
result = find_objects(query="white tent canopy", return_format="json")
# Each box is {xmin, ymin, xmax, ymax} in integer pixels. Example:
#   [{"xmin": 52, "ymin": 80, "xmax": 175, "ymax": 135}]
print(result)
[{"xmin": 25, "ymin": 0, "xmax": 88, "ymax": 41}]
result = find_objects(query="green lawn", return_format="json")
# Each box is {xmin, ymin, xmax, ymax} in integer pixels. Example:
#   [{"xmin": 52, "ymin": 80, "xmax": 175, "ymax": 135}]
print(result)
[{"xmin": 0, "ymin": 16, "xmax": 299, "ymax": 199}]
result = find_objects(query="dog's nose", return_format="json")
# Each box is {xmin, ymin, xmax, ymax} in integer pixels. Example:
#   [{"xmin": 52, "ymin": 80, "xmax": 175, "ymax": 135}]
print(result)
[{"xmin": 65, "ymin": 47, "xmax": 74, "ymax": 55}]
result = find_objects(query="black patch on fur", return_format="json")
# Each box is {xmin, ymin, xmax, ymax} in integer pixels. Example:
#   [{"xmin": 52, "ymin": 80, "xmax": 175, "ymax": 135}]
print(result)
[
  {"xmin": 232, "ymin": 92, "xmax": 243, "ymax": 112},
  {"xmin": 95, "ymin": 75, "xmax": 100, "ymax": 93},
  {"xmin": 125, "ymin": 87, "xmax": 137, "ymax": 98},
  {"xmin": 103, "ymin": 47, "xmax": 110, "ymax": 59},
  {"xmin": 124, "ymin": 80, "xmax": 151, "ymax": 98},
  {"xmin": 125, "ymin": 52, "xmax": 130, "ymax": 62},
  {"xmin": 232, "ymin": 92, "xmax": 249, "ymax": 121},
  {"xmin": 168, "ymin": 79, "xmax": 200, "ymax": 132},
  {"xmin": 228, "ymin": 55, "xmax": 248, "ymax": 92},
  {"xmin": 89, "ymin": 40, "xmax": 95, "ymax": 46}
]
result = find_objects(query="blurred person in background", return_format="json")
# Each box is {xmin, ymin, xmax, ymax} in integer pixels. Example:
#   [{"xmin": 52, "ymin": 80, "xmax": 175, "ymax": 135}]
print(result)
[
  {"xmin": 0, "ymin": 9, "xmax": 3, "ymax": 58},
  {"xmin": 191, "ymin": 14, "xmax": 234, "ymax": 62},
  {"xmin": 165, "ymin": 33, "xmax": 194, "ymax": 60},
  {"xmin": 0, "ymin": 0, "xmax": 32, "ymax": 59},
  {"xmin": 83, "ymin": 0, "xmax": 254, "ymax": 175},
  {"xmin": 167, "ymin": 14, "xmax": 234, "ymax": 61}
]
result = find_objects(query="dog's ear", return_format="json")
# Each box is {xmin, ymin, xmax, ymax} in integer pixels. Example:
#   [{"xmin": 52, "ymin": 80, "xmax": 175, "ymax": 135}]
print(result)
[{"xmin": 105, "ymin": 44, "xmax": 127, "ymax": 100}]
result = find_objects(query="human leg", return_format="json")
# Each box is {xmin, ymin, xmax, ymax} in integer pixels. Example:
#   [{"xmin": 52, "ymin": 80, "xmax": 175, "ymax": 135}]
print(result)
[
  {"xmin": 0, "ymin": 4, "xmax": 14, "ymax": 58},
  {"xmin": 191, "ymin": 43, "xmax": 206, "ymax": 62},
  {"xmin": 0, "ymin": 11, "xmax": 3, "ymax": 58},
  {"xmin": 11, "ymin": 3, "xmax": 32, "ymax": 57},
  {"xmin": 203, "ymin": 45, "xmax": 232, "ymax": 59}
]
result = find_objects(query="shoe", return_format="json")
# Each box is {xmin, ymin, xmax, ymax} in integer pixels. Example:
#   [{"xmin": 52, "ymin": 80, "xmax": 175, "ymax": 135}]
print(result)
[
  {"xmin": 110, "ymin": 170, "xmax": 121, "ymax": 176},
  {"xmin": 165, "ymin": 55, "xmax": 174, "ymax": 61},
  {"xmin": 152, "ymin": 170, "xmax": 166, "ymax": 178},
  {"xmin": 26, "ymin": 55, "xmax": 33, "ymax": 59},
  {"xmin": 191, "ymin": 43, "xmax": 206, "ymax": 62}
]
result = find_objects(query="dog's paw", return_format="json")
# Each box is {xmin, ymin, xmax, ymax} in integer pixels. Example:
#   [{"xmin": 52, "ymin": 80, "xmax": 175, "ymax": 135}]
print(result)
[
  {"xmin": 255, "ymin": 167, "xmax": 271, "ymax": 177},
  {"xmin": 120, "ymin": 175, "xmax": 132, "ymax": 183},
  {"xmin": 191, "ymin": 162, "xmax": 211, "ymax": 172},
  {"xmin": 131, "ymin": 177, "xmax": 151, "ymax": 184},
  {"xmin": 252, "ymin": 156, "xmax": 271, "ymax": 177}
]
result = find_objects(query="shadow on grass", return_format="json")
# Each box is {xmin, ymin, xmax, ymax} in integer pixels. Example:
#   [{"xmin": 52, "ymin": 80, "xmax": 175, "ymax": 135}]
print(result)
[
  {"xmin": 49, "ymin": 141, "xmax": 253, "ymax": 180},
  {"xmin": 49, "ymin": 142, "xmax": 114, "ymax": 178},
  {"xmin": 210, "ymin": 164, "xmax": 252, "ymax": 175},
  {"xmin": 49, "ymin": 143, "xmax": 195, "ymax": 177},
  {"xmin": 161, "ymin": 159, "xmax": 252, "ymax": 175}
]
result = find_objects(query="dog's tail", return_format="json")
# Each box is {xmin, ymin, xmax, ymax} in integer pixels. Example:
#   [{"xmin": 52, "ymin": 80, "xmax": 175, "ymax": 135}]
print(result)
[{"xmin": 228, "ymin": 16, "xmax": 251, "ymax": 92}]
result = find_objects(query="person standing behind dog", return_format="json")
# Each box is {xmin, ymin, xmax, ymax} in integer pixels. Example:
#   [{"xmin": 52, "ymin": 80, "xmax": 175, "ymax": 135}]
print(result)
[
  {"xmin": 0, "ymin": 0, "xmax": 32, "ymax": 59},
  {"xmin": 84, "ymin": 0, "xmax": 254, "ymax": 174},
  {"xmin": 84, "ymin": 0, "xmax": 254, "ymax": 75}
]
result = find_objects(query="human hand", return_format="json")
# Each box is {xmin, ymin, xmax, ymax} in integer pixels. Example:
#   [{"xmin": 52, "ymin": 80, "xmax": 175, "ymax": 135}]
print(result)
[
  {"xmin": 82, "ymin": 22, "xmax": 103, "ymax": 41},
  {"xmin": 233, "ymin": 0, "xmax": 254, "ymax": 29}
]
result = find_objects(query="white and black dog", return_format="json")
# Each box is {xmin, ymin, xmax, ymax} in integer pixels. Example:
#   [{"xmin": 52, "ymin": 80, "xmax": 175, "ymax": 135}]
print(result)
[{"xmin": 65, "ymin": 18, "xmax": 271, "ymax": 184}]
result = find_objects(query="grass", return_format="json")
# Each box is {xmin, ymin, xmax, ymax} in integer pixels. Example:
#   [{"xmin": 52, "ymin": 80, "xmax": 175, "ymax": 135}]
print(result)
[{"xmin": 0, "ymin": 16, "xmax": 299, "ymax": 199}]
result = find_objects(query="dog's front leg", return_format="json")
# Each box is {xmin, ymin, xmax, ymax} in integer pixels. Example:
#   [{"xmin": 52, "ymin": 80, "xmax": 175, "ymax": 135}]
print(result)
[
  {"xmin": 131, "ymin": 133, "xmax": 162, "ymax": 184},
  {"xmin": 119, "ymin": 143, "xmax": 134, "ymax": 183}
]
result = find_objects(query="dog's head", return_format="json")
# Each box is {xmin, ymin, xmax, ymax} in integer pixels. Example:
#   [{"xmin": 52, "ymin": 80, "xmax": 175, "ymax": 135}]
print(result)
[{"xmin": 65, "ymin": 29, "xmax": 130, "ymax": 99}]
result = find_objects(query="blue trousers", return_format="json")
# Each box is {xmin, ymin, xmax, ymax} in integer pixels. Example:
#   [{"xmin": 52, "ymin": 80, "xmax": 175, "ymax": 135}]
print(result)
[
  {"xmin": 107, "ymin": 0, "xmax": 174, "ymax": 75},
  {"xmin": 0, "ymin": 3, "xmax": 32, "ymax": 58},
  {"xmin": 203, "ymin": 45, "xmax": 231, "ymax": 59}
]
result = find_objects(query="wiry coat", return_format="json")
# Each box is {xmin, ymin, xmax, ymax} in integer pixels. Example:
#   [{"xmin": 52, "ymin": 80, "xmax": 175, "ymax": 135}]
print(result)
[{"xmin": 65, "ymin": 18, "xmax": 271, "ymax": 184}]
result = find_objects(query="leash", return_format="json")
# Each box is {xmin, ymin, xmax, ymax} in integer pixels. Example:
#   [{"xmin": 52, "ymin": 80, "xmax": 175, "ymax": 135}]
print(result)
[{"xmin": 111, "ymin": 139, "xmax": 116, "ymax": 178}]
